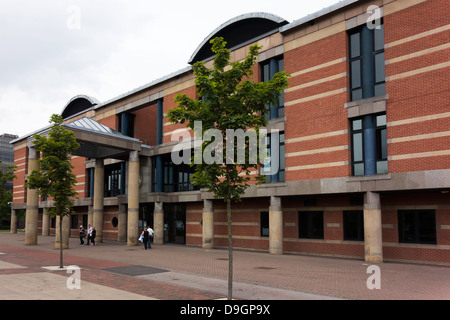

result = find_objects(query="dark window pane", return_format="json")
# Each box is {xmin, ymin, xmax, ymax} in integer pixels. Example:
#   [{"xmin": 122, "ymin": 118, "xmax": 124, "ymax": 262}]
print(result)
[
  {"xmin": 353, "ymin": 119, "xmax": 362, "ymax": 131},
  {"xmin": 398, "ymin": 210, "xmax": 436, "ymax": 244},
  {"xmin": 351, "ymin": 60, "xmax": 361, "ymax": 88},
  {"xmin": 376, "ymin": 160, "xmax": 388, "ymax": 174},
  {"xmin": 343, "ymin": 210, "xmax": 364, "ymax": 241},
  {"xmin": 350, "ymin": 32, "xmax": 360, "ymax": 58},
  {"xmin": 353, "ymin": 132, "xmax": 363, "ymax": 162},
  {"xmin": 354, "ymin": 163, "xmax": 365, "ymax": 176},
  {"xmin": 376, "ymin": 114, "xmax": 386, "ymax": 127},
  {"xmin": 374, "ymin": 83, "xmax": 385, "ymax": 96},
  {"xmin": 374, "ymin": 24, "xmax": 384, "ymax": 51},
  {"xmin": 418, "ymin": 212, "xmax": 437, "ymax": 244},
  {"xmin": 299, "ymin": 211, "xmax": 324, "ymax": 239},
  {"xmin": 375, "ymin": 52, "xmax": 385, "ymax": 83},
  {"xmin": 352, "ymin": 88, "xmax": 363, "ymax": 101},
  {"xmin": 261, "ymin": 212, "xmax": 269, "ymax": 237}
]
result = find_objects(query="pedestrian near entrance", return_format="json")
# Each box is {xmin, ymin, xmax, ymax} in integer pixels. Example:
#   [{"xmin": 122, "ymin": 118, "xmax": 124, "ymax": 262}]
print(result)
[
  {"xmin": 86, "ymin": 224, "xmax": 92, "ymax": 245},
  {"xmin": 147, "ymin": 226, "xmax": 154, "ymax": 249},
  {"xmin": 142, "ymin": 228, "xmax": 149, "ymax": 250},
  {"xmin": 91, "ymin": 227, "xmax": 96, "ymax": 246},
  {"xmin": 79, "ymin": 225, "xmax": 85, "ymax": 245}
]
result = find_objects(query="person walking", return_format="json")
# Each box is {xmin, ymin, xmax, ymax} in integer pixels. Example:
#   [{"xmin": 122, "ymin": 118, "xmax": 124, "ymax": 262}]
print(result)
[
  {"xmin": 141, "ymin": 227, "xmax": 149, "ymax": 250},
  {"xmin": 86, "ymin": 224, "xmax": 92, "ymax": 245},
  {"xmin": 147, "ymin": 226, "xmax": 154, "ymax": 249},
  {"xmin": 90, "ymin": 227, "xmax": 96, "ymax": 246},
  {"xmin": 79, "ymin": 225, "xmax": 85, "ymax": 245}
]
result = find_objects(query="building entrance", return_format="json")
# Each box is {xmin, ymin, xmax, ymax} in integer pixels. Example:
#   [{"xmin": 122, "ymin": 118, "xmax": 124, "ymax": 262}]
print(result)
[
  {"xmin": 164, "ymin": 203, "xmax": 186, "ymax": 244},
  {"xmin": 139, "ymin": 203, "xmax": 154, "ymax": 231}
]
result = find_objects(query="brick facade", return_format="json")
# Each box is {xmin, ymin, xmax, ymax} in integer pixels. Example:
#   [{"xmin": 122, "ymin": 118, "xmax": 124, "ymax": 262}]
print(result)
[{"xmin": 11, "ymin": 0, "xmax": 449, "ymax": 264}]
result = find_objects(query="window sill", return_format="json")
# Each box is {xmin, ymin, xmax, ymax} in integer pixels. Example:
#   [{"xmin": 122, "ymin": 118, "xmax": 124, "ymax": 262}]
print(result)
[
  {"xmin": 345, "ymin": 94, "xmax": 389, "ymax": 119},
  {"xmin": 346, "ymin": 173, "xmax": 391, "ymax": 182}
]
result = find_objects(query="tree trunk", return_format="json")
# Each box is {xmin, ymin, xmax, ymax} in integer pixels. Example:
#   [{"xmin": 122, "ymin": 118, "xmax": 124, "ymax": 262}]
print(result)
[
  {"xmin": 59, "ymin": 216, "xmax": 63, "ymax": 269},
  {"xmin": 227, "ymin": 196, "xmax": 232, "ymax": 300},
  {"xmin": 226, "ymin": 165, "xmax": 233, "ymax": 300}
]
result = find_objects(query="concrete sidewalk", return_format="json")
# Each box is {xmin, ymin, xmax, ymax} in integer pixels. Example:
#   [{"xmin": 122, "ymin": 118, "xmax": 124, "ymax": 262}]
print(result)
[{"xmin": 0, "ymin": 232, "xmax": 449, "ymax": 300}]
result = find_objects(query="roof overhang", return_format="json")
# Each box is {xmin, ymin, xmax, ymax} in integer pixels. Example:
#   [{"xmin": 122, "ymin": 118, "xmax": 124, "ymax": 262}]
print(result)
[{"xmin": 63, "ymin": 118, "xmax": 142, "ymax": 160}]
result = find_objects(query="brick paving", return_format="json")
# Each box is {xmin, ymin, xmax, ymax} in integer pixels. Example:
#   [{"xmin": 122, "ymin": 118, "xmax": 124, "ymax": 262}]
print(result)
[{"xmin": 0, "ymin": 232, "xmax": 449, "ymax": 301}]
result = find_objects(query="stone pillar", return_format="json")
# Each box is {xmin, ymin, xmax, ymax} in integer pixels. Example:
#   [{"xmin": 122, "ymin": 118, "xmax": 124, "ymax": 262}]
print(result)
[
  {"xmin": 153, "ymin": 201, "xmax": 164, "ymax": 245},
  {"xmin": 202, "ymin": 199, "xmax": 214, "ymax": 249},
  {"xmin": 10, "ymin": 209, "xmax": 17, "ymax": 234},
  {"xmin": 93, "ymin": 159, "xmax": 104, "ymax": 243},
  {"xmin": 55, "ymin": 215, "xmax": 70, "ymax": 249},
  {"xmin": 118, "ymin": 204, "xmax": 127, "ymax": 242},
  {"xmin": 127, "ymin": 151, "xmax": 140, "ymax": 246},
  {"xmin": 87, "ymin": 205, "xmax": 93, "ymax": 227},
  {"xmin": 364, "ymin": 191, "xmax": 383, "ymax": 263},
  {"xmin": 269, "ymin": 196, "xmax": 283, "ymax": 255},
  {"xmin": 25, "ymin": 147, "xmax": 39, "ymax": 245},
  {"xmin": 42, "ymin": 207, "xmax": 50, "ymax": 236}
]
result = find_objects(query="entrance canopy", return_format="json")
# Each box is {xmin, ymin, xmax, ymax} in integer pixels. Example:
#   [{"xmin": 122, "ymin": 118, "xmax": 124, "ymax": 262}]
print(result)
[{"xmin": 63, "ymin": 117, "xmax": 142, "ymax": 160}]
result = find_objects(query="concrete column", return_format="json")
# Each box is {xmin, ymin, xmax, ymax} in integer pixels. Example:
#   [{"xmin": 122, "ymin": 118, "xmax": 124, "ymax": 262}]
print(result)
[
  {"xmin": 10, "ymin": 209, "xmax": 17, "ymax": 234},
  {"xmin": 55, "ymin": 215, "xmax": 70, "ymax": 249},
  {"xmin": 269, "ymin": 196, "xmax": 283, "ymax": 255},
  {"xmin": 127, "ymin": 151, "xmax": 140, "ymax": 246},
  {"xmin": 88, "ymin": 205, "xmax": 93, "ymax": 227},
  {"xmin": 363, "ymin": 191, "xmax": 383, "ymax": 263},
  {"xmin": 153, "ymin": 201, "xmax": 164, "ymax": 245},
  {"xmin": 25, "ymin": 147, "xmax": 39, "ymax": 245},
  {"xmin": 41, "ymin": 207, "xmax": 50, "ymax": 236},
  {"xmin": 202, "ymin": 199, "xmax": 214, "ymax": 249},
  {"xmin": 118, "ymin": 204, "xmax": 127, "ymax": 242},
  {"xmin": 93, "ymin": 159, "xmax": 104, "ymax": 243}
]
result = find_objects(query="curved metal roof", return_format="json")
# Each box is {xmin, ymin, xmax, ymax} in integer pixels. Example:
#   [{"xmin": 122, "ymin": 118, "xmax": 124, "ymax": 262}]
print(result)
[
  {"xmin": 61, "ymin": 95, "xmax": 100, "ymax": 119},
  {"xmin": 188, "ymin": 12, "xmax": 288, "ymax": 65}
]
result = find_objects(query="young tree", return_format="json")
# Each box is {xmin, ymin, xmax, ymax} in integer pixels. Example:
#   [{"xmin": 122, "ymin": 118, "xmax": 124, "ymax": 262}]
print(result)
[
  {"xmin": 25, "ymin": 114, "xmax": 80, "ymax": 268},
  {"xmin": 167, "ymin": 37, "xmax": 289, "ymax": 299}
]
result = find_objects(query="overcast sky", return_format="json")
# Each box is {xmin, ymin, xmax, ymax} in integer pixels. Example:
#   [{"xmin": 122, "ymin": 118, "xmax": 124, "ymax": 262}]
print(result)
[{"xmin": 0, "ymin": 0, "xmax": 339, "ymax": 137}]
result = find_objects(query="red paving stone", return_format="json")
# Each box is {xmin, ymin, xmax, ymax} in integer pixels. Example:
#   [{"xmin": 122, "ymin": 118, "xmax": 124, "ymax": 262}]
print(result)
[{"xmin": 1, "ymin": 233, "xmax": 449, "ymax": 301}]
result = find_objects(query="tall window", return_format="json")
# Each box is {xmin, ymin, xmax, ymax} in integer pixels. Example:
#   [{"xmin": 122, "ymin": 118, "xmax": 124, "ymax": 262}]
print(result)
[
  {"xmin": 261, "ymin": 56, "xmax": 285, "ymax": 119},
  {"xmin": 104, "ymin": 163, "xmax": 123, "ymax": 197},
  {"xmin": 263, "ymin": 132, "xmax": 285, "ymax": 183},
  {"xmin": 298, "ymin": 211, "xmax": 324, "ymax": 239},
  {"xmin": 351, "ymin": 113, "xmax": 387, "ymax": 176},
  {"xmin": 152, "ymin": 154, "xmax": 199, "ymax": 192},
  {"xmin": 349, "ymin": 21, "xmax": 385, "ymax": 101},
  {"xmin": 343, "ymin": 210, "xmax": 364, "ymax": 241},
  {"xmin": 260, "ymin": 212, "xmax": 269, "ymax": 237},
  {"xmin": 398, "ymin": 210, "xmax": 437, "ymax": 244}
]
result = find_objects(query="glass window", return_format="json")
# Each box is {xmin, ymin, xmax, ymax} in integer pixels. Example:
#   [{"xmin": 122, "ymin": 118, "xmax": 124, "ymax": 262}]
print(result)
[
  {"xmin": 343, "ymin": 210, "xmax": 364, "ymax": 241},
  {"xmin": 264, "ymin": 132, "xmax": 285, "ymax": 183},
  {"xmin": 350, "ymin": 32, "xmax": 360, "ymax": 58},
  {"xmin": 261, "ymin": 56, "xmax": 284, "ymax": 120},
  {"xmin": 261, "ymin": 212, "xmax": 269, "ymax": 237},
  {"xmin": 298, "ymin": 211, "xmax": 324, "ymax": 239},
  {"xmin": 348, "ymin": 21, "xmax": 385, "ymax": 101},
  {"xmin": 351, "ymin": 114, "xmax": 388, "ymax": 176},
  {"xmin": 398, "ymin": 210, "xmax": 436, "ymax": 244}
]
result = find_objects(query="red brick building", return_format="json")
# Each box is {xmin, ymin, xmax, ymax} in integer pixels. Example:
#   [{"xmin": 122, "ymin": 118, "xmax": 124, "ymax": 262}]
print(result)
[{"xmin": 11, "ymin": 0, "xmax": 450, "ymax": 264}]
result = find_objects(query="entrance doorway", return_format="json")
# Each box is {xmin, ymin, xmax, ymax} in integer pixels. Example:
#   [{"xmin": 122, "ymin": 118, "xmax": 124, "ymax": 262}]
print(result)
[
  {"xmin": 139, "ymin": 203, "xmax": 154, "ymax": 231},
  {"xmin": 164, "ymin": 203, "xmax": 186, "ymax": 244}
]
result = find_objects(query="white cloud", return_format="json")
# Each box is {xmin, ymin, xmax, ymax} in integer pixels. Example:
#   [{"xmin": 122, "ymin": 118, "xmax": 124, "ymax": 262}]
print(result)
[{"xmin": 0, "ymin": 0, "xmax": 338, "ymax": 137}]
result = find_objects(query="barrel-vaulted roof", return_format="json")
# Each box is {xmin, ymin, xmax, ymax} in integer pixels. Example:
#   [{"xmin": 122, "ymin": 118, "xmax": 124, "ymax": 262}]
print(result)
[{"xmin": 188, "ymin": 12, "xmax": 288, "ymax": 65}]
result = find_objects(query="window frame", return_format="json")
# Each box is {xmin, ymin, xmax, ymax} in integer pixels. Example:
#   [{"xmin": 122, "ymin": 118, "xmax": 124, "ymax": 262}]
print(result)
[{"xmin": 398, "ymin": 210, "xmax": 437, "ymax": 245}]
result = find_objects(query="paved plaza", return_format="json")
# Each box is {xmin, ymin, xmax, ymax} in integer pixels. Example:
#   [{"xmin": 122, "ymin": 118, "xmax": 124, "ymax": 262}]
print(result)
[{"xmin": 0, "ymin": 232, "xmax": 449, "ymax": 301}]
